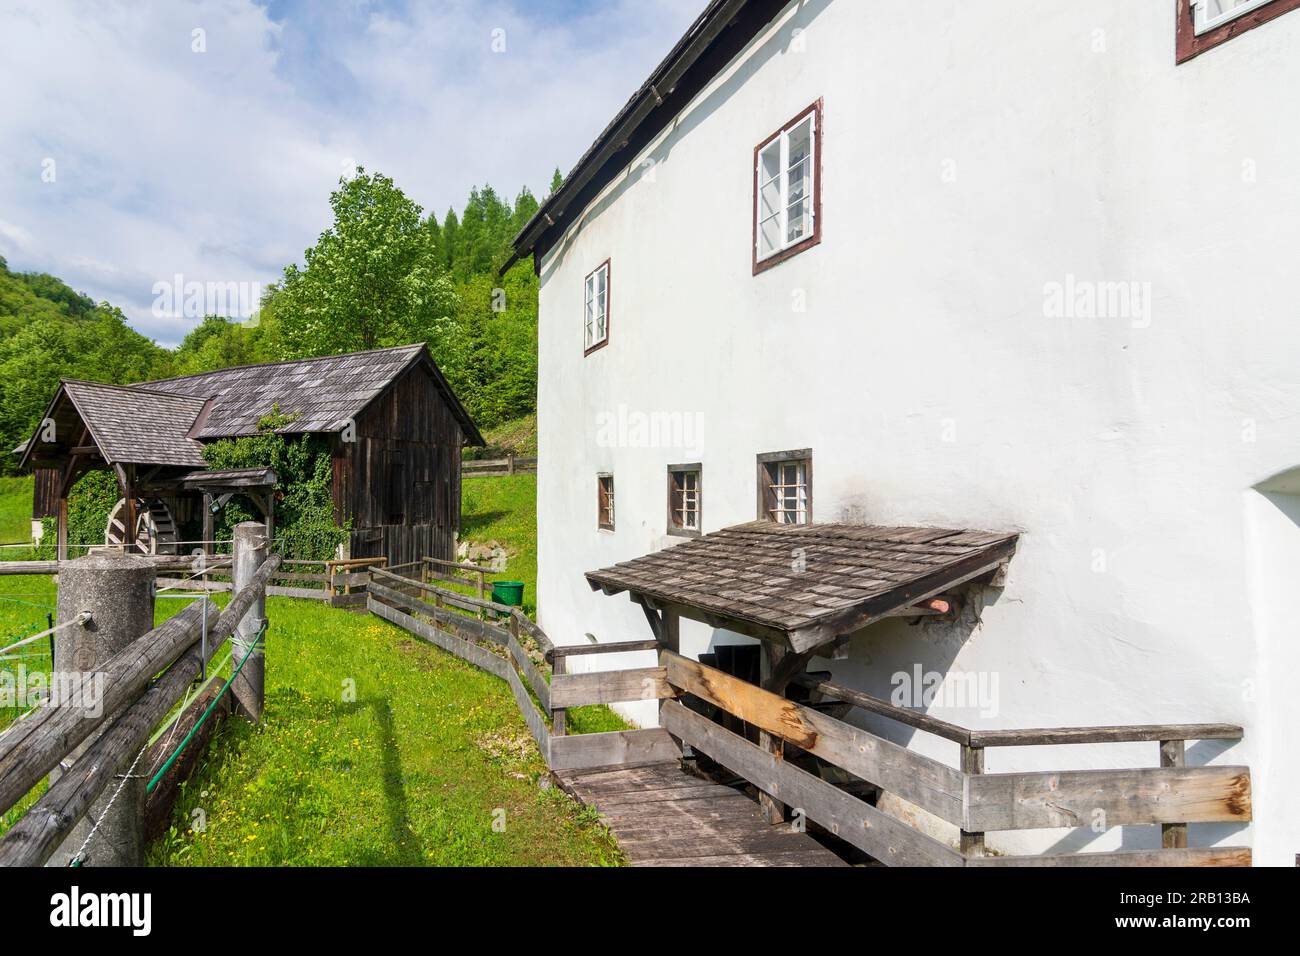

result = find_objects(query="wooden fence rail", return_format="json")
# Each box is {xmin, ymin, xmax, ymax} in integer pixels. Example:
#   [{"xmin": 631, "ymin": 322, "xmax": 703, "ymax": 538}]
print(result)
[
  {"xmin": 462, "ymin": 455, "xmax": 537, "ymax": 478},
  {"xmin": 662, "ymin": 649, "xmax": 1250, "ymax": 866},
  {"xmin": 0, "ymin": 525, "xmax": 280, "ymax": 867},
  {"xmin": 364, "ymin": 569, "xmax": 675, "ymax": 772}
]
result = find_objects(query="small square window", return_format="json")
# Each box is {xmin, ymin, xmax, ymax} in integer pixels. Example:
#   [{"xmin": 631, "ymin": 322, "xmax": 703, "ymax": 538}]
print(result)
[
  {"xmin": 667, "ymin": 464, "xmax": 702, "ymax": 537},
  {"xmin": 757, "ymin": 450, "xmax": 812, "ymax": 525},
  {"xmin": 584, "ymin": 260, "xmax": 610, "ymax": 354},
  {"xmin": 597, "ymin": 474, "xmax": 615, "ymax": 530}
]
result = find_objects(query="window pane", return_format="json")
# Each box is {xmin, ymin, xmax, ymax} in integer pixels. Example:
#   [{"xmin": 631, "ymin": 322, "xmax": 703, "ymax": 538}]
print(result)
[
  {"xmin": 759, "ymin": 140, "xmax": 781, "ymax": 186},
  {"xmin": 787, "ymin": 157, "xmax": 809, "ymax": 206},
  {"xmin": 788, "ymin": 119, "xmax": 812, "ymax": 168},
  {"xmin": 597, "ymin": 266, "xmax": 607, "ymax": 296},
  {"xmin": 786, "ymin": 200, "xmax": 808, "ymax": 243},
  {"xmin": 760, "ymin": 177, "xmax": 782, "ymax": 221},
  {"xmin": 1201, "ymin": 0, "xmax": 1272, "ymax": 31},
  {"xmin": 759, "ymin": 214, "xmax": 781, "ymax": 256}
]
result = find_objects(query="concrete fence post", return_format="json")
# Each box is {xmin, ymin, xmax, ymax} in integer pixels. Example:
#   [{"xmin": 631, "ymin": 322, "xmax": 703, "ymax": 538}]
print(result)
[
  {"xmin": 50, "ymin": 552, "xmax": 156, "ymax": 867},
  {"xmin": 231, "ymin": 521, "xmax": 268, "ymax": 722}
]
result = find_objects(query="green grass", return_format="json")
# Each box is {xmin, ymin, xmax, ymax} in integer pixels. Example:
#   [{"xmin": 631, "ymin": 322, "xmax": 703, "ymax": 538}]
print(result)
[
  {"xmin": 467, "ymin": 413, "xmax": 537, "ymax": 459},
  {"xmin": 149, "ymin": 597, "xmax": 622, "ymax": 866},
  {"xmin": 461, "ymin": 473, "xmax": 538, "ymax": 616},
  {"xmin": 0, "ymin": 475, "xmax": 34, "ymax": 545}
]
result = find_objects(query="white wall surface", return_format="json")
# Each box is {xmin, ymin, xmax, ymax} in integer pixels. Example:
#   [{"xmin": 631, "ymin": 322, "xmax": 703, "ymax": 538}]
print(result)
[{"xmin": 535, "ymin": 0, "xmax": 1300, "ymax": 860}]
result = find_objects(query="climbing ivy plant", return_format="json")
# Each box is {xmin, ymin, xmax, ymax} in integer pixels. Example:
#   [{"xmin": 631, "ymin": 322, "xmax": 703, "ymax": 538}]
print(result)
[{"xmin": 201, "ymin": 408, "xmax": 348, "ymax": 560}]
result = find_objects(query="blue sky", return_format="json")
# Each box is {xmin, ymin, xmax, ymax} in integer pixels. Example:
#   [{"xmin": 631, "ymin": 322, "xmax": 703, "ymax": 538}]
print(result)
[{"xmin": 0, "ymin": 0, "xmax": 702, "ymax": 345}]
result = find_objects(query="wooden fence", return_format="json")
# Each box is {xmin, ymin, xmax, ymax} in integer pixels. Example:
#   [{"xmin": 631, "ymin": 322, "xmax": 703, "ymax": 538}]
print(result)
[
  {"xmin": 0, "ymin": 526, "xmax": 279, "ymax": 867},
  {"xmin": 155, "ymin": 555, "xmax": 388, "ymax": 607},
  {"xmin": 362, "ymin": 564, "xmax": 1251, "ymax": 867},
  {"xmin": 365, "ymin": 568, "xmax": 678, "ymax": 772},
  {"xmin": 462, "ymin": 455, "xmax": 537, "ymax": 478}
]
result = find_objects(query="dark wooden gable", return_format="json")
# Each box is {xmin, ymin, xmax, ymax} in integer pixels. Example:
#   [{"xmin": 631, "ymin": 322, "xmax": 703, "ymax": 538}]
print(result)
[{"xmin": 334, "ymin": 359, "xmax": 468, "ymax": 567}]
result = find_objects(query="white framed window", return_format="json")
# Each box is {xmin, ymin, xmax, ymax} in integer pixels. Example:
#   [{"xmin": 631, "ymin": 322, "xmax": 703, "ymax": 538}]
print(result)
[
  {"xmin": 754, "ymin": 101, "xmax": 821, "ymax": 272},
  {"xmin": 584, "ymin": 260, "xmax": 610, "ymax": 354},
  {"xmin": 758, "ymin": 450, "xmax": 812, "ymax": 525},
  {"xmin": 667, "ymin": 464, "xmax": 701, "ymax": 537},
  {"xmin": 1194, "ymin": 0, "xmax": 1275, "ymax": 34}
]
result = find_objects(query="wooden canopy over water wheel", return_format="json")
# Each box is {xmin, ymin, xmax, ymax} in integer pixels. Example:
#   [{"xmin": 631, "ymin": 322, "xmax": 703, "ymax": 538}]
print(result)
[{"xmin": 105, "ymin": 497, "xmax": 180, "ymax": 555}]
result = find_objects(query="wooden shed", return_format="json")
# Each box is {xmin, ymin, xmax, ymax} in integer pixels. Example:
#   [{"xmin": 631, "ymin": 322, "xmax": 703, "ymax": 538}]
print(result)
[{"xmin": 17, "ymin": 344, "xmax": 483, "ymax": 566}]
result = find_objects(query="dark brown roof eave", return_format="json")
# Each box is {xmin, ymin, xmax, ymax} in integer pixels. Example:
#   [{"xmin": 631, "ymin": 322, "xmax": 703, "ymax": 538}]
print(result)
[{"xmin": 503, "ymin": 0, "xmax": 776, "ymax": 275}]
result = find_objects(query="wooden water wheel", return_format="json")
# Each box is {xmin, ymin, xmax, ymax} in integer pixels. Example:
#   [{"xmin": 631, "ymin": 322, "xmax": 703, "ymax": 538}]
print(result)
[{"xmin": 104, "ymin": 497, "xmax": 180, "ymax": 555}]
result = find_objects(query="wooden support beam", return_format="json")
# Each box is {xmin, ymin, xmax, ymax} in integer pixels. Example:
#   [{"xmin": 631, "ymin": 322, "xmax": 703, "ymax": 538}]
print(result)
[
  {"xmin": 960, "ymin": 745, "xmax": 985, "ymax": 857},
  {"xmin": 1161, "ymin": 739, "xmax": 1189, "ymax": 849}
]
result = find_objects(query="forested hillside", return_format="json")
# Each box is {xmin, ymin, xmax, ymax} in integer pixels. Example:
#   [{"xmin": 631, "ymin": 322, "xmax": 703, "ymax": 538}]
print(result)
[{"xmin": 0, "ymin": 168, "xmax": 556, "ymax": 474}]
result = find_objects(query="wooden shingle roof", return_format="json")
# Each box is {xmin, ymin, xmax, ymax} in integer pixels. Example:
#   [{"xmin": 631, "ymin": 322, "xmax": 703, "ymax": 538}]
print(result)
[
  {"xmin": 586, "ymin": 522, "xmax": 1019, "ymax": 652},
  {"xmin": 17, "ymin": 344, "xmax": 483, "ymax": 472},
  {"xmin": 61, "ymin": 380, "xmax": 209, "ymax": 467},
  {"xmin": 142, "ymin": 343, "xmax": 482, "ymax": 441}
]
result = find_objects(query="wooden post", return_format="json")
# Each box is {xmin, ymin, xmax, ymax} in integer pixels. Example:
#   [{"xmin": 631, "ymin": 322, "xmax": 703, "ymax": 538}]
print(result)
[
  {"xmin": 552, "ymin": 654, "xmax": 567, "ymax": 737},
  {"xmin": 231, "ymin": 522, "xmax": 268, "ymax": 722},
  {"xmin": 507, "ymin": 454, "xmax": 515, "ymax": 476},
  {"xmin": 201, "ymin": 493, "xmax": 214, "ymax": 557},
  {"xmin": 56, "ymin": 496, "xmax": 69, "ymax": 561},
  {"xmin": 120, "ymin": 466, "xmax": 137, "ymax": 552},
  {"xmin": 50, "ymin": 552, "xmax": 156, "ymax": 866},
  {"xmin": 960, "ymin": 745, "xmax": 986, "ymax": 858},
  {"xmin": 757, "ymin": 642, "xmax": 789, "ymax": 825},
  {"xmin": 1160, "ymin": 739, "xmax": 1188, "ymax": 849},
  {"xmin": 477, "ymin": 568, "xmax": 486, "ymax": 620}
]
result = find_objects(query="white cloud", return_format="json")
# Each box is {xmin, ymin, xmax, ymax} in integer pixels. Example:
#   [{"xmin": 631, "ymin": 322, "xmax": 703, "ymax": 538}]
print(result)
[{"xmin": 0, "ymin": 0, "xmax": 702, "ymax": 345}]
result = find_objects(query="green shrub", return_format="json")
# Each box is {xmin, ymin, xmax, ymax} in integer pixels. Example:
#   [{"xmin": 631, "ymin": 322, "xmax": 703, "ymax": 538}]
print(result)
[{"xmin": 201, "ymin": 409, "xmax": 347, "ymax": 560}]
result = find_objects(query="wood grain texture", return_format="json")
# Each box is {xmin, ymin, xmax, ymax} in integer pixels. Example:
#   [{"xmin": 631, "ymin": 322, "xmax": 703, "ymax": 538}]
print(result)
[
  {"xmin": 661, "ymin": 699, "xmax": 964, "ymax": 866},
  {"xmin": 965, "ymin": 765, "xmax": 1252, "ymax": 831},
  {"xmin": 548, "ymin": 729, "xmax": 682, "ymax": 771},
  {"xmin": 967, "ymin": 847, "xmax": 1252, "ymax": 867},
  {"xmin": 662, "ymin": 650, "xmax": 965, "ymax": 825},
  {"xmin": 554, "ymin": 760, "xmax": 847, "ymax": 867},
  {"xmin": 549, "ymin": 667, "xmax": 673, "ymax": 709}
]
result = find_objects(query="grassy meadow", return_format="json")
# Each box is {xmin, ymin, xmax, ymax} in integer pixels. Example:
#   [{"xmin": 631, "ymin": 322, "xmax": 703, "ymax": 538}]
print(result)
[{"xmin": 1, "ymin": 470, "xmax": 628, "ymax": 865}]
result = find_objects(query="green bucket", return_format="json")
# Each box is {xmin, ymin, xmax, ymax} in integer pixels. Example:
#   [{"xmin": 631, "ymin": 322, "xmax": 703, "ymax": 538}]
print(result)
[{"xmin": 491, "ymin": 581, "xmax": 525, "ymax": 607}]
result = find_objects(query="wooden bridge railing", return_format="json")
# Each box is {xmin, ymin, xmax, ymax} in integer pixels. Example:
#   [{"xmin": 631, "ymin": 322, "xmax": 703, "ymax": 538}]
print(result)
[
  {"xmin": 663, "ymin": 650, "xmax": 1250, "ymax": 867},
  {"xmin": 357, "ymin": 566, "xmax": 1250, "ymax": 866},
  {"xmin": 0, "ymin": 523, "xmax": 280, "ymax": 867}
]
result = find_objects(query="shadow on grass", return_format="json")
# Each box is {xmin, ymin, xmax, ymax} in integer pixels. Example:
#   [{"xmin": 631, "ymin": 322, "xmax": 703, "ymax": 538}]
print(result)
[{"xmin": 155, "ymin": 687, "xmax": 423, "ymax": 866}]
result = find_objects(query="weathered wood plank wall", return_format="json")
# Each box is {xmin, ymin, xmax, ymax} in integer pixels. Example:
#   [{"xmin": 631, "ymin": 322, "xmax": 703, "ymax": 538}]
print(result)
[{"xmin": 335, "ymin": 364, "xmax": 466, "ymax": 567}]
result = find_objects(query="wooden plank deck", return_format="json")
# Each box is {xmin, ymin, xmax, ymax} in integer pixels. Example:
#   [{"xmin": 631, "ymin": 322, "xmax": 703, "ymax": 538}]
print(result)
[{"xmin": 555, "ymin": 761, "xmax": 849, "ymax": 867}]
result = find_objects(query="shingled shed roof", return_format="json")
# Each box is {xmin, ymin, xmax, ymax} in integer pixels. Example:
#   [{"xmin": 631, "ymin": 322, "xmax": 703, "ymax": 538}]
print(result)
[
  {"xmin": 143, "ymin": 343, "xmax": 482, "ymax": 444},
  {"xmin": 60, "ymin": 380, "xmax": 209, "ymax": 467},
  {"xmin": 586, "ymin": 522, "xmax": 1019, "ymax": 653}
]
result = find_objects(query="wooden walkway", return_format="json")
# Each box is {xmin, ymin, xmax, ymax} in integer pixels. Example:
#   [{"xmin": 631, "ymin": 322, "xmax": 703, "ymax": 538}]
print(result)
[{"xmin": 555, "ymin": 762, "xmax": 848, "ymax": 867}]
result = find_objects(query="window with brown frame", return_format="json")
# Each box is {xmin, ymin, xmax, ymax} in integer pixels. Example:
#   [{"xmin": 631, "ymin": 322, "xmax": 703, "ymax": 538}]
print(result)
[
  {"xmin": 584, "ymin": 260, "xmax": 610, "ymax": 354},
  {"xmin": 1177, "ymin": 0, "xmax": 1300, "ymax": 62},
  {"xmin": 757, "ymin": 449, "xmax": 811, "ymax": 525},
  {"xmin": 753, "ymin": 100, "xmax": 822, "ymax": 275},
  {"xmin": 667, "ymin": 464, "xmax": 702, "ymax": 537},
  {"xmin": 597, "ymin": 474, "xmax": 615, "ymax": 530}
]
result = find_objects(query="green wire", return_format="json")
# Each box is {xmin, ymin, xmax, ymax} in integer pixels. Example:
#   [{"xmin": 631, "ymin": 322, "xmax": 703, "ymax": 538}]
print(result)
[{"xmin": 146, "ymin": 622, "xmax": 267, "ymax": 794}]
